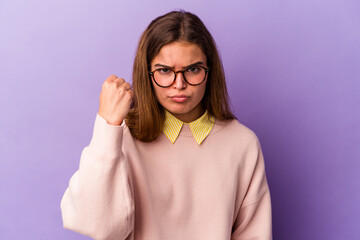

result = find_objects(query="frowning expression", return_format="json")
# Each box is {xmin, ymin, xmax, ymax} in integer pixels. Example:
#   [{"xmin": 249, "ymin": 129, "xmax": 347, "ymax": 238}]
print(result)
[{"xmin": 150, "ymin": 41, "xmax": 208, "ymax": 123}]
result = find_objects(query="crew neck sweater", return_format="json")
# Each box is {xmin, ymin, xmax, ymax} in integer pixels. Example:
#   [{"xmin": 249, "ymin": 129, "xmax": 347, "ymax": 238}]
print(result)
[{"xmin": 61, "ymin": 113, "xmax": 272, "ymax": 240}]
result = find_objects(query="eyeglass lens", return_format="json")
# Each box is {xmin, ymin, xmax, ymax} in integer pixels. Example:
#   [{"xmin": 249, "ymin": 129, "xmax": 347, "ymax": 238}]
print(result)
[{"xmin": 153, "ymin": 67, "xmax": 207, "ymax": 87}]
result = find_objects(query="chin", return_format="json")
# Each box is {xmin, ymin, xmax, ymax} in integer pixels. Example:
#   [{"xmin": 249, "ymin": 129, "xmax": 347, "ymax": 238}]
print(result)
[{"xmin": 161, "ymin": 99, "xmax": 202, "ymax": 117}]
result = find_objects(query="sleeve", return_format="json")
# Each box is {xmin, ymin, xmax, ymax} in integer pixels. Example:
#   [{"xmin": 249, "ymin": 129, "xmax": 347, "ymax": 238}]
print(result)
[
  {"xmin": 60, "ymin": 114, "xmax": 135, "ymax": 240},
  {"xmin": 231, "ymin": 137, "xmax": 272, "ymax": 240}
]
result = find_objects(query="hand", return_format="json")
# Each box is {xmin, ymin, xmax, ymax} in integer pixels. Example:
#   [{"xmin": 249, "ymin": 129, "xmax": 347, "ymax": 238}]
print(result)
[{"xmin": 98, "ymin": 75, "xmax": 133, "ymax": 126}]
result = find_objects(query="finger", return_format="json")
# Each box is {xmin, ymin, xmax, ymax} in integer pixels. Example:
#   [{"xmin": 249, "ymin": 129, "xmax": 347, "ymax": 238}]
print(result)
[
  {"xmin": 114, "ymin": 77, "xmax": 125, "ymax": 84},
  {"xmin": 128, "ymin": 89, "xmax": 134, "ymax": 98},
  {"xmin": 126, "ymin": 89, "xmax": 134, "ymax": 101},
  {"xmin": 121, "ymin": 82, "xmax": 131, "ymax": 91},
  {"xmin": 106, "ymin": 75, "xmax": 118, "ymax": 82}
]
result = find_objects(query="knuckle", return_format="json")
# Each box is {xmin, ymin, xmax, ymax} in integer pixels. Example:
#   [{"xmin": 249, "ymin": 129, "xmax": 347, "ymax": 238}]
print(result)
[
  {"xmin": 120, "ymin": 83, "xmax": 129, "ymax": 91},
  {"xmin": 115, "ymin": 77, "xmax": 125, "ymax": 83},
  {"xmin": 102, "ymin": 80, "xmax": 113, "ymax": 89},
  {"xmin": 123, "ymin": 82, "xmax": 130, "ymax": 89},
  {"xmin": 106, "ymin": 75, "xmax": 117, "ymax": 82}
]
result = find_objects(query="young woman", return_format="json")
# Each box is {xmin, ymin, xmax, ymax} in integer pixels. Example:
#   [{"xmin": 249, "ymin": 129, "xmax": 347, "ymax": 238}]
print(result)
[{"xmin": 61, "ymin": 10, "xmax": 272, "ymax": 240}]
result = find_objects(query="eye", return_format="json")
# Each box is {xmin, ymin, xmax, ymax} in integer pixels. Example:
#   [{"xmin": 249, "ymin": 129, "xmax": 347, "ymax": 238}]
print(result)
[
  {"xmin": 186, "ymin": 67, "xmax": 200, "ymax": 73},
  {"xmin": 158, "ymin": 68, "xmax": 171, "ymax": 74}
]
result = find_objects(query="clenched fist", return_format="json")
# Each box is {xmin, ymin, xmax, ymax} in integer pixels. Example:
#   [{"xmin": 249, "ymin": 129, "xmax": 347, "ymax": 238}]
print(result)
[{"xmin": 98, "ymin": 75, "xmax": 133, "ymax": 126}]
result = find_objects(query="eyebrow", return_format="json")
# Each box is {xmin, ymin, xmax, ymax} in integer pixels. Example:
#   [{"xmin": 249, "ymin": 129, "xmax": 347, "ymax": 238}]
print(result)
[{"xmin": 153, "ymin": 61, "xmax": 205, "ymax": 69}]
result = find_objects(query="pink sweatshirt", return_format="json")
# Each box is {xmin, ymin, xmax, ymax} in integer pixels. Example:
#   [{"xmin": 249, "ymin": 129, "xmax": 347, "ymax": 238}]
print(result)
[{"xmin": 61, "ymin": 114, "xmax": 272, "ymax": 240}]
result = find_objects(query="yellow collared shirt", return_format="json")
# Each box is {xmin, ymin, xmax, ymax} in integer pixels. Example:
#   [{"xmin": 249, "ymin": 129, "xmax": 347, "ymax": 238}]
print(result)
[{"xmin": 162, "ymin": 110, "xmax": 215, "ymax": 145}]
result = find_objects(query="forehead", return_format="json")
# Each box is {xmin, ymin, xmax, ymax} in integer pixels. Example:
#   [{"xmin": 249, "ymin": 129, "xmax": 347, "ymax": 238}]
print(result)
[{"xmin": 151, "ymin": 41, "xmax": 206, "ymax": 67}]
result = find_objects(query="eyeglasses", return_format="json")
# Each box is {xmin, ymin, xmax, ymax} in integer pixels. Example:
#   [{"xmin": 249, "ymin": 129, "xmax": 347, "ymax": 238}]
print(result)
[{"xmin": 149, "ymin": 66, "xmax": 210, "ymax": 88}]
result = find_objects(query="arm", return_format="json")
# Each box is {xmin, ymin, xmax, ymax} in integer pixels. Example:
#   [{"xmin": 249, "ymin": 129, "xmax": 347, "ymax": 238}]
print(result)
[
  {"xmin": 231, "ymin": 138, "xmax": 272, "ymax": 240},
  {"xmin": 60, "ymin": 114, "xmax": 135, "ymax": 240}
]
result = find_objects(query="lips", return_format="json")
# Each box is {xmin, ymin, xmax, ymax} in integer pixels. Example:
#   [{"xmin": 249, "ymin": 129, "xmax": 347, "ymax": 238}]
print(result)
[{"xmin": 170, "ymin": 94, "xmax": 189, "ymax": 103}]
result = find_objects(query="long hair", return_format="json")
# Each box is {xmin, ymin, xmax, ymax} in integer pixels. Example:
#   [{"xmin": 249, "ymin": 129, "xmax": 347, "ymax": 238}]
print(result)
[{"xmin": 125, "ymin": 10, "xmax": 235, "ymax": 142}]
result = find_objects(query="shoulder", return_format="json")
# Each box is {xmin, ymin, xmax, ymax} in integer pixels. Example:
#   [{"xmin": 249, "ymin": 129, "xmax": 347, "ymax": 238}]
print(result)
[
  {"xmin": 213, "ymin": 119, "xmax": 259, "ymax": 142},
  {"xmin": 206, "ymin": 118, "xmax": 262, "ymax": 155}
]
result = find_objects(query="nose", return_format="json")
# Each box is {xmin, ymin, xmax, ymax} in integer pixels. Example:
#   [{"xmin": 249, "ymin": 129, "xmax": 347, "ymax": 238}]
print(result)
[{"xmin": 173, "ymin": 71, "xmax": 187, "ymax": 90}]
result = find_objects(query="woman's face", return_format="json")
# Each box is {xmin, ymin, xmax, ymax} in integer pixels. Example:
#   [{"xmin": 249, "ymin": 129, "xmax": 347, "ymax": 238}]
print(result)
[{"xmin": 150, "ymin": 41, "xmax": 208, "ymax": 123}]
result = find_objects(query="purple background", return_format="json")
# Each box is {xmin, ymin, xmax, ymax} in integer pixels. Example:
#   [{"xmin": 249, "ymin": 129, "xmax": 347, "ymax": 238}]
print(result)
[{"xmin": 1, "ymin": 0, "xmax": 359, "ymax": 239}]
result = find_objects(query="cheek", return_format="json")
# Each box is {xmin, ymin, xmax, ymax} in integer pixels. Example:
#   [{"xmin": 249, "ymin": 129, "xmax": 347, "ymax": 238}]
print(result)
[{"xmin": 152, "ymin": 84, "xmax": 165, "ymax": 102}]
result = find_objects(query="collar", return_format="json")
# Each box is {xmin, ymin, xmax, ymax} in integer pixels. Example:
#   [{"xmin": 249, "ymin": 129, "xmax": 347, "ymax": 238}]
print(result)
[{"xmin": 162, "ymin": 110, "xmax": 215, "ymax": 145}]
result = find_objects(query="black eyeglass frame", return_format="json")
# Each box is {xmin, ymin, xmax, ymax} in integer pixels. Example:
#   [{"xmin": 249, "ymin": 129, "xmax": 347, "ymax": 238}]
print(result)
[{"xmin": 149, "ymin": 66, "xmax": 210, "ymax": 88}]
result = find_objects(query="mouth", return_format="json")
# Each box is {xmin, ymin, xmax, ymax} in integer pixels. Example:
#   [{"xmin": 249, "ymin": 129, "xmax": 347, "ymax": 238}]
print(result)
[{"xmin": 170, "ymin": 95, "xmax": 189, "ymax": 103}]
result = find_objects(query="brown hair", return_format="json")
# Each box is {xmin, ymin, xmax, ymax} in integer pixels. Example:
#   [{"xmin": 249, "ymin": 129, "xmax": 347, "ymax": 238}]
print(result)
[{"xmin": 125, "ymin": 10, "xmax": 235, "ymax": 142}]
